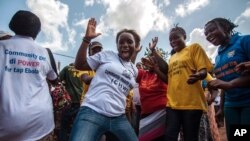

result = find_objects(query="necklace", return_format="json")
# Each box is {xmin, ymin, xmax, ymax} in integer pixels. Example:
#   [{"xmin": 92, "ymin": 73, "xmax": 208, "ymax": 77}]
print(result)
[{"xmin": 118, "ymin": 55, "xmax": 136, "ymax": 79}]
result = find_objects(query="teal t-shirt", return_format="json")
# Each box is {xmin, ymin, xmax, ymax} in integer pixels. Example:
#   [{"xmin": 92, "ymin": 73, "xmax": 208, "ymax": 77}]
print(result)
[{"xmin": 214, "ymin": 34, "xmax": 250, "ymax": 107}]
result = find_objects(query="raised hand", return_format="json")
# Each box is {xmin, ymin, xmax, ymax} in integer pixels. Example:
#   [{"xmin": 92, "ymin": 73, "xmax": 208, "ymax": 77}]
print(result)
[
  {"xmin": 149, "ymin": 37, "xmax": 158, "ymax": 51},
  {"xmin": 85, "ymin": 18, "xmax": 101, "ymax": 39}
]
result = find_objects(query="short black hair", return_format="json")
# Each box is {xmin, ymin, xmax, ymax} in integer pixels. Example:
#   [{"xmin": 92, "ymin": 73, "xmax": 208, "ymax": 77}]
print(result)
[
  {"xmin": 169, "ymin": 24, "xmax": 186, "ymax": 40},
  {"xmin": 9, "ymin": 10, "xmax": 41, "ymax": 39},
  {"xmin": 205, "ymin": 18, "xmax": 238, "ymax": 35},
  {"xmin": 116, "ymin": 29, "xmax": 141, "ymax": 47}
]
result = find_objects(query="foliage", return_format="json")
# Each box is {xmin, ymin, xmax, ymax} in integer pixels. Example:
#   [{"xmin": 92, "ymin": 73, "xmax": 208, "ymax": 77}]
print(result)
[{"xmin": 144, "ymin": 47, "xmax": 171, "ymax": 61}]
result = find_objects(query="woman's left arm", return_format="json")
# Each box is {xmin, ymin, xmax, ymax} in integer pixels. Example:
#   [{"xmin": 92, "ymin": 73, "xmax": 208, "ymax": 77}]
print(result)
[{"xmin": 207, "ymin": 75, "xmax": 250, "ymax": 90}]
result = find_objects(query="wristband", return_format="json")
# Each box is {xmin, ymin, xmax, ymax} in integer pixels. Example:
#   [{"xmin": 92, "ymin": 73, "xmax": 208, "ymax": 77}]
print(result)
[{"xmin": 82, "ymin": 37, "xmax": 91, "ymax": 44}]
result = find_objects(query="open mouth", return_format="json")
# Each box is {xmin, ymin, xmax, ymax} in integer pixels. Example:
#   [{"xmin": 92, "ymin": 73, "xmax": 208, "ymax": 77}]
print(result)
[
  {"xmin": 208, "ymin": 36, "xmax": 217, "ymax": 43},
  {"xmin": 121, "ymin": 50, "xmax": 130, "ymax": 57}
]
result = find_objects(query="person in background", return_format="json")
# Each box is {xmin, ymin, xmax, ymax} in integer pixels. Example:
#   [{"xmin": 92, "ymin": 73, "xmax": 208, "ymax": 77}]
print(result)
[
  {"xmin": 70, "ymin": 18, "xmax": 140, "ymax": 141},
  {"xmin": 136, "ymin": 62, "xmax": 143, "ymax": 70},
  {"xmin": 199, "ymin": 73, "xmax": 220, "ymax": 141},
  {"xmin": 0, "ymin": 10, "xmax": 57, "ymax": 141},
  {"xmin": 80, "ymin": 41, "xmax": 103, "ymax": 102},
  {"xmin": 161, "ymin": 25, "xmax": 213, "ymax": 141},
  {"xmin": 132, "ymin": 62, "xmax": 143, "ymax": 136},
  {"xmin": 204, "ymin": 17, "xmax": 250, "ymax": 140},
  {"xmin": 213, "ymin": 89, "xmax": 224, "ymax": 128},
  {"xmin": 58, "ymin": 63, "xmax": 84, "ymax": 141},
  {"xmin": 137, "ymin": 52, "xmax": 168, "ymax": 141}
]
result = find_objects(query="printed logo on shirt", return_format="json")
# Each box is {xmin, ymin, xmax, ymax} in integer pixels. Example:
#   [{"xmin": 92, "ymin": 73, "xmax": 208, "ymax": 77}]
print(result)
[
  {"xmin": 122, "ymin": 70, "xmax": 132, "ymax": 79},
  {"xmin": 227, "ymin": 50, "xmax": 235, "ymax": 58},
  {"xmin": 214, "ymin": 61, "xmax": 238, "ymax": 79},
  {"xmin": 4, "ymin": 49, "xmax": 47, "ymax": 74},
  {"xmin": 105, "ymin": 69, "xmax": 133, "ymax": 94}
]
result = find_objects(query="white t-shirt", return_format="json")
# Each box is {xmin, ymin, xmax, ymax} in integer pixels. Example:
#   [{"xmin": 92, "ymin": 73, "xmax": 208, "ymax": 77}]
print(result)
[
  {"xmin": 82, "ymin": 51, "xmax": 138, "ymax": 117},
  {"xmin": 0, "ymin": 35, "xmax": 57, "ymax": 141}
]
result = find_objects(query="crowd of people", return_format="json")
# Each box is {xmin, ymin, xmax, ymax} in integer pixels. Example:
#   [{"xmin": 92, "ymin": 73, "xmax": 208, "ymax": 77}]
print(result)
[{"xmin": 1, "ymin": 10, "xmax": 250, "ymax": 141}]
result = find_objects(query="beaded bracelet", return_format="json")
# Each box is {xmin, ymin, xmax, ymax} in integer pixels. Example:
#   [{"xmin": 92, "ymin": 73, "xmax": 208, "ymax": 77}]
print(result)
[{"xmin": 82, "ymin": 37, "xmax": 91, "ymax": 44}]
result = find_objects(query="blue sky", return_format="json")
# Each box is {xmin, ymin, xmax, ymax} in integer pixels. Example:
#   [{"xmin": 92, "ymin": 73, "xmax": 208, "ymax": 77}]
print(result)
[{"xmin": 1, "ymin": 0, "xmax": 250, "ymax": 70}]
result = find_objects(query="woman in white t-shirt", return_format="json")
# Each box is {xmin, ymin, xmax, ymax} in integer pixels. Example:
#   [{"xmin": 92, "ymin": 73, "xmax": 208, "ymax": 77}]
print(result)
[
  {"xmin": 69, "ymin": 18, "xmax": 141, "ymax": 141},
  {"xmin": 0, "ymin": 10, "xmax": 57, "ymax": 141}
]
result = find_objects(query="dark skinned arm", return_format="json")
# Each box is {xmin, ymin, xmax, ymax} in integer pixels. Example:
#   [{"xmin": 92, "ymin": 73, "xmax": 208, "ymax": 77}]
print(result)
[
  {"xmin": 154, "ymin": 66, "xmax": 168, "ymax": 83},
  {"xmin": 207, "ymin": 75, "xmax": 250, "ymax": 90},
  {"xmin": 151, "ymin": 49, "xmax": 169, "ymax": 74},
  {"xmin": 148, "ymin": 37, "xmax": 169, "ymax": 78},
  {"xmin": 141, "ymin": 56, "xmax": 168, "ymax": 83},
  {"xmin": 75, "ymin": 18, "xmax": 101, "ymax": 70},
  {"xmin": 81, "ymin": 73, "xmax": 93, "ymax": 85},
  {"xmin": 187, "ymin": 68, "xmax": 207, "ymax": 84}
]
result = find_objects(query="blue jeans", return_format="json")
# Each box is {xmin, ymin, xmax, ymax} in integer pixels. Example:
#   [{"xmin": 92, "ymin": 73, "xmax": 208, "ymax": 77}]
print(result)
[
  {"xmin": 69, "ymin": 106, "xmax": 138, "ymax": 141},
  {"xmin": 224, "ymin": 106, "xmax": 250, "ymax": 141},
  {"xmin": 59, "ymin": 103, "xmax": 80, "ymax": 141},
  {"xmin": 165, "ymin": 108, "xmax": 203, "ymax": 141}
]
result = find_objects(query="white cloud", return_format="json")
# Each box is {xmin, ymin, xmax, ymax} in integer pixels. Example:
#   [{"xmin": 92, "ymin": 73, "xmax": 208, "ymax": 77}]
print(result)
[
  {"xmin": 164, "ymin": 0, "xmax": 170, "ymax": 6},
  {"xmin": 78, "ymin": 0, "xmax": 171, "ymax": 39},
  {"xmin": 85, "ymin": 0, "xmax": 95, "ymax": 6},
  {"xmin": 175, "ymin": 0, "xmax": 209, "ymax": 17},
  {"xmin": 154, "ymin": 0, "xmax": 170, "ymax": 9},
  {"xmin": 187, "ymin": 28, "xmax": 217, "ymax": 63},
  {"xmin": 234, "ymin": 6, "xmax": 250, "ymax": 34},
  {"xmin": 26, "ymin": 0, "xmax": 76, "ymax": 51},
  {"xmin": 235, "ymin": 6, "xmax": 250, "ymax": 24}
]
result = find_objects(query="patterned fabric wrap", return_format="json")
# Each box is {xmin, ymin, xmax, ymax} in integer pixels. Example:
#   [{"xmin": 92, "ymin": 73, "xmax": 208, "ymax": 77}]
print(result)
[{"xmin": 50, "ymin": 82, "xmax": 72, "ymax": 111}]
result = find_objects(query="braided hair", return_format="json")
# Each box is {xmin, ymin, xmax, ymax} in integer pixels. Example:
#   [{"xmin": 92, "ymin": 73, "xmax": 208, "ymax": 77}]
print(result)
[
  {"xmin": 169, "ymin": 24, "xmax": 186, "ymax": 40},
  {"xmin": 205, "ymin": 18, "xmax": 238, "ymax": 35}
]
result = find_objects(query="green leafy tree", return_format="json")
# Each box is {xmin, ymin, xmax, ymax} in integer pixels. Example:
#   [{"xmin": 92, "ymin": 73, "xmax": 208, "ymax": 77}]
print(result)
[{"xmin": 144, "ymin": 47, "xmax": 170, "ymax": 61}]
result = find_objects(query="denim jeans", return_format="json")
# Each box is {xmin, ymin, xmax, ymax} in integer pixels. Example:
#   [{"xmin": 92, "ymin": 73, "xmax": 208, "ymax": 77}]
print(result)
[
  {"xmin": 165, "ymin": 108, "xmax": 203, "ymax": 141},
  {"xmin": 69, "ymin": 106, "xmax": 138, "ymax": 141},
  {"xmin": 59, "ymin": 103, "xmax": 80, "ymax": 141}
]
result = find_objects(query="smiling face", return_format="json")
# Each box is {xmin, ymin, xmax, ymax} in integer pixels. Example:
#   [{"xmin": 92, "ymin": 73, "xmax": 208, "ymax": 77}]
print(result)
[
  {"xmin": 169, "ymin": 31, "xmax": 186, "ymax": 52},
  {"xmin": 117, "ymin": 32, "xmax": 136, "ymax": 61},
  {"xmin": 204, "ymin": 22, "xmax": 229, "ymax": 46}
]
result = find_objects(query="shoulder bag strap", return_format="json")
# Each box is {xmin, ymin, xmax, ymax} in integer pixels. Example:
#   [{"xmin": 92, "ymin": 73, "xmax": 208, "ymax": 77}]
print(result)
[{"xmin": 46, "ymin": 48, "xmax": 59, "ymax": 76}]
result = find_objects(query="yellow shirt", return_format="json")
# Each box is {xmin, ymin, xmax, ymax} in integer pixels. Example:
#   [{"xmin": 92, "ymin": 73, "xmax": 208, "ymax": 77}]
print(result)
[
  {"xmin": 80, "ymin": 71, "xmax": 95, "ymax": 102},
  {"xmin": 126, "ymin": 90, "xmax": 134, "ymax": 122},
  {"xmin": 167, "ymin": 43, "xmax": 213, "ymax": 111},
  {"xmin": 205, "ymin": 73, "xmax": 214, "ymax": 82}
]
